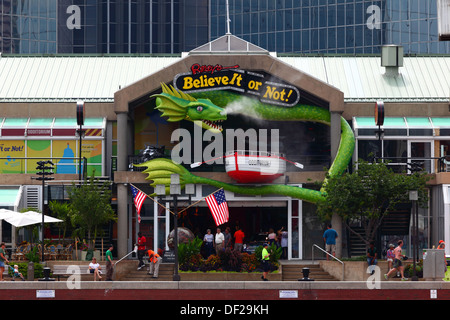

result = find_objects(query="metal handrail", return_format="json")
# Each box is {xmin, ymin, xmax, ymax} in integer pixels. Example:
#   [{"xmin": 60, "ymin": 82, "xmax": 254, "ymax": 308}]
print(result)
[
  {"xmin": 312, "ymin": 244, "xmax": 345, "ymax": 281},
  {"xmin": 112, "ymin": 246, "xmax": 137, "ymax": 280}
]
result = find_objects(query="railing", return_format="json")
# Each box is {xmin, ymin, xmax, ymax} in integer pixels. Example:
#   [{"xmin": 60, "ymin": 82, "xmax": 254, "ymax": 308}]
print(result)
[
  {"xmin": 312, "ymin": 244, "xmax": 345, "ymax": 281},
  {"xmin": 373, "ymin": 156, "xmax": 450, "ymax": 174},
  {"xmin": 112, "ymin": 245, "xmax": 137, "ymax": 280}
]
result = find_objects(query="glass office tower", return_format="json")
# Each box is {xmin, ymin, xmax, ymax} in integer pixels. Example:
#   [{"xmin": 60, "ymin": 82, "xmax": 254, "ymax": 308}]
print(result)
[
  {"xmin": 210, "ymin": 0, "xmax": 450, "ymax": 54},
  {"xmin": 0, "ymin": 0, "xmax": 208, "ymax": 54}
]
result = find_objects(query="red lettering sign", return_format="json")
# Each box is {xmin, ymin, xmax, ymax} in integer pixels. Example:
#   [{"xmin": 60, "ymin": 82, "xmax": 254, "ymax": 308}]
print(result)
[{"xmin": 190, "ymin": 63, "xmax": 240, "ymax": 75}]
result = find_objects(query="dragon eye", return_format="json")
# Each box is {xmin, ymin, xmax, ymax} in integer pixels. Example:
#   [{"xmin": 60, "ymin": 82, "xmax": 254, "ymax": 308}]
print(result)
[{"xmin": 197, "ymin": 106, "xmax": 203, "ymax": 112}]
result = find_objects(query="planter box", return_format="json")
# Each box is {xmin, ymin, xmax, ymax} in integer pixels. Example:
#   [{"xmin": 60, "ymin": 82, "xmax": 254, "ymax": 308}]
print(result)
[
  {"xmin": 320, "ymin": 260, "xmax": 410, "ymax": 281},
  {"xmin": 81, "ymin": 250, "xmax": 101, "ymax": 261},
  {"xmin": 180, "ymin": 272, "xmax": 281, "ymax": 281}
]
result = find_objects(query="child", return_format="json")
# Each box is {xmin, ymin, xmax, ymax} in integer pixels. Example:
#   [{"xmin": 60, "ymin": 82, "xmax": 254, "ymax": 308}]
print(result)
[
  {"xmin": 10, "ymin": 265, "xmax": 25, "ymax": 281},
  {"xmin": 386, "ymin": 244, "xmax": 395, "ymax": 272}
]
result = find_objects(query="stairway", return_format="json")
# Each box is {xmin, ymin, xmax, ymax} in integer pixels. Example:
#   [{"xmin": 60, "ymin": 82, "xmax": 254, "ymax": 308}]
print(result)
[
  {"xmin": 120, "ymin": 263, "xmax": 174, "ymax": 281},
  {"xmin": 119, "ymin": 262, "xmax": 336, "ymax": 281},
  {"xmin": 348, "ymin": 227, "xmax": 366, "ymax": 257},
  {"xmin": 281, "ymin": 264, "xmax": 336, "ymax": 281}
]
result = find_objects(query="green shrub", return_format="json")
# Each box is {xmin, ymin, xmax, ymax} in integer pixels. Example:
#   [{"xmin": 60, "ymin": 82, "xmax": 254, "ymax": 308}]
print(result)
[
  {"xmin": 178, "ymin": 236, "xmax": 203, "ymax": 267},
  {"xmin": 8, "ymin": 262, "xmax": 44, "ymax": 279},
  {"xmin": 218, "ymin": 248, "xmax": 242, "ymax": 272}
]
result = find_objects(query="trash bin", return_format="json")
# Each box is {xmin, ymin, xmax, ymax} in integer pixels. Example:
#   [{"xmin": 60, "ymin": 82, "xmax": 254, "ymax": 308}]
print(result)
[{"xmin": 423, "ymin": 249, "xmax": 446, "ymax": 281}]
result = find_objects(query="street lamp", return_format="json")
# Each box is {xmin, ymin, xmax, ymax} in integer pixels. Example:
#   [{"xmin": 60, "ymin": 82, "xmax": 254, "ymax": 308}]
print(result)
[
  {"xmin": 155, "ymin": 176, "xmax": 195, "ymax": 281},
  {"xmin": 35, "ymin": 160, "xmax": 54, "ymax": 262},
  {"xmin": 409, "ymin": 190, "xmax": 419, "ymax": 281},
  {"xmin": 374, "ymin": 101, "xmax": 385, "ymax": 159},
  {"xmin": 76, "ymin": 101, "xmax": 85, "ymax": 184},
  {"xmin": 169, "ymin": 174, "xmax": 181, "ymax": 281}
]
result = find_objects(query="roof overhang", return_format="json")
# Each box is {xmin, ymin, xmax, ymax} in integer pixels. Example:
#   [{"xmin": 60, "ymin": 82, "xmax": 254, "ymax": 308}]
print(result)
[{"xmin": 114, "ymin": 52, "xmax": 345, "ymax": 113}]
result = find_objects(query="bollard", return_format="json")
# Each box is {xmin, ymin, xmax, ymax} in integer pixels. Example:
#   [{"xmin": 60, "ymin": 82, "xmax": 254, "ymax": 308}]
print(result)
[
  {"xmin": 38, "ymin": 267, "xmax": 55, "ymax": 281},
  {"xmin": 27, "ymin": 262, "xmax": 34, "ymax": 281},
  {"xmin": 298, "ymin": 267, "xmax": 314, "ymax": 281}
]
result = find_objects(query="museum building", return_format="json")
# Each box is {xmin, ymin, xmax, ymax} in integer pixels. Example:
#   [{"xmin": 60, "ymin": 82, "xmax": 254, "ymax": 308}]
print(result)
[{"xmin": 0, "ymin": 35, "xmax": 449, "ymax": 260}]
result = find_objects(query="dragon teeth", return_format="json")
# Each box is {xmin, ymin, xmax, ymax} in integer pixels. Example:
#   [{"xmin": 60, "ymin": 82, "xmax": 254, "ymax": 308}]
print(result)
[{"xmin": 203, "ymin": 120, "xmax": 222, "ymax": 130}]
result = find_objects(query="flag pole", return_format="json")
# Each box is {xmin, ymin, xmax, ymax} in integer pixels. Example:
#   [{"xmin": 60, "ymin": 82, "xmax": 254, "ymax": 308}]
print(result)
[
  {"xmin": 177, "ymin": 188, "xmax": 224, "ymax": 214},
  {"xmin": 130, "ymin": 183, "xmax": 177, "ymax": 215}
]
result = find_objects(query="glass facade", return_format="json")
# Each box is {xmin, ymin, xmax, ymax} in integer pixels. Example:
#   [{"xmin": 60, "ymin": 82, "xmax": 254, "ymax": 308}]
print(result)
[
  {"xmin": 0, "ymin": 0, "xmax": 208, "ymax": 54},
  {"xmin": 0, "ymin": 0, "xmax": 57, "ymax": 53},
  {"xmin": 210, "ymin": 0, "xmax": 450, "ymax": 54}
]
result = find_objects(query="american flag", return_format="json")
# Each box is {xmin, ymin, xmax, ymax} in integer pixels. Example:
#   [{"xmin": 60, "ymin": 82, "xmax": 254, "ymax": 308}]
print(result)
[
  {"xmin": 130, "ymin": 185, "xmax": 146, "ymax": 223},
  {"xmin": 205, "ymin": 189, "xmax": 229, "ymax": 226}
]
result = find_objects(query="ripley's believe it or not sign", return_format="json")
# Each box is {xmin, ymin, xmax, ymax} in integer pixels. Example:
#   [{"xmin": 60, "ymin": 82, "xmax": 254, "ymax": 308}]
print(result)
[
  {"xmin": 136, "ymin": 63, "xmax": 355, "ymax": 204},
  {"xmin": 174, "ymin": 64, "xmax": 300, "ymax": 108}
]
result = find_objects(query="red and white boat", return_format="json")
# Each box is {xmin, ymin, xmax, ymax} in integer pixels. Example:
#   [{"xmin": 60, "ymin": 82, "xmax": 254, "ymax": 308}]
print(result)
[
  {"xmin": 191, "ymin": 150, "xmax": 303, "ymax": 184},
  {"xmin": 224, "ymin": 150, "xmax": 287, "ymax": 183}
]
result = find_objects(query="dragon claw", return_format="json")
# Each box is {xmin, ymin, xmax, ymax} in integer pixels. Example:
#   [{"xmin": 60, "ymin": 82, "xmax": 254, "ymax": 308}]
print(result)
[{"xmin": 134, "ymin": 158, "xmax": 192, "ymax": 195}]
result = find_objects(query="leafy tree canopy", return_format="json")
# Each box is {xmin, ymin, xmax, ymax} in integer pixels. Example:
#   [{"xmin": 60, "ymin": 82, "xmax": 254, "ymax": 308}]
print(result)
[{"xmin": 316, "ymin": 159, "xmax": 430, "ymax": 245}]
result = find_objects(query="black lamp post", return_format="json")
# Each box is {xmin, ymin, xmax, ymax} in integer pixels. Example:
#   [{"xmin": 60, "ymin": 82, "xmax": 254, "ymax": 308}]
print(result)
[
  {"xmin": 409, "ymin": 190, "xmax": 419, "ymax": 281},
  {"xmin": 374, "ymin": 101, "xmax": 385, "ymax": 159},
  {"xmin": 35, "ymin": 160, "xmax": 54, "ymax": 262},
  {"xmin": 76, "ymin": 101, "xmax": 85, "ymax": 183},
  {"xmin": 155, "ymin": 176, "xmax": 195, "ymax": 281}
]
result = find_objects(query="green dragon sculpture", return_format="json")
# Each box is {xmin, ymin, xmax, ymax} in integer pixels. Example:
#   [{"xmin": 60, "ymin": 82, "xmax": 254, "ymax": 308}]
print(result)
[{"xmin": 135, "ymin": 83, "xmax": 355, "ymax": 204}]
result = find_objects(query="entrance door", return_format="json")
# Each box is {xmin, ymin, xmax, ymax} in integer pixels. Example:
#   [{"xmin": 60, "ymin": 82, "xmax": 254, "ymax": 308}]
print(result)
[
  {"xmin": 408, "ymin": 141, "xmax": 433, "ymax": 173},
  {"xmin": 289, "ymin": 199, "xmax": 302, "ymax": 259}
]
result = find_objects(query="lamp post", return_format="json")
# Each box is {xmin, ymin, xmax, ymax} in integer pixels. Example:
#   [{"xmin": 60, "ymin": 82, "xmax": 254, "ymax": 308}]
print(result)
[
  {"xmin": 76, "ymin": 101, "xmax": 85, "ymax": 184},
  {"xmin": 35, "ymin": 160, "xmax": 54, "ymax": 262},
  {"xmin": 374, "ymin": 101, "xmax": 385, "ymax": 160},
  {"xmin": 155, "ymin": 177, "xmax": 195, "ymax": 281},
  {"xmin": 409, "ymin": 190, "xmax": 419, "ymax": 281}
]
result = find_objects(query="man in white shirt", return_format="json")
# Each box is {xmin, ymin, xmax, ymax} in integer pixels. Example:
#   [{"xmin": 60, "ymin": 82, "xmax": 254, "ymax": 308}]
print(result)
[{"xmin": 215, "ymin": 228, "xmax": 225, "ymax": 254}]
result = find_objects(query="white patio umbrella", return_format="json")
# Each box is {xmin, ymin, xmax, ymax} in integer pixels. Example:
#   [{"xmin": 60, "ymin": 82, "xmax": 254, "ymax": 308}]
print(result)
[
  {"xmin": 2, "ymin": 210, "xmax": 63, "ymax": 227},
  {"xmin": 0, "ymin": 208, "xmax": 17, "ymax": 220}
]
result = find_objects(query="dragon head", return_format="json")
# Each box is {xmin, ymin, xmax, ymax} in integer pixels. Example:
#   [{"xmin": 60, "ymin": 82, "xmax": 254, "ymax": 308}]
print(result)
[{"xmin": 151, "ymin": 83, "xmax": 227, "ymax": 133}]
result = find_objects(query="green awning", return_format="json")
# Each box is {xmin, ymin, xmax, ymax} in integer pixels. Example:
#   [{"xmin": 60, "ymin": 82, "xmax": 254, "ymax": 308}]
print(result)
[
  {"xmin": 431, "ymin": 118, "xmax": 450, "ymax": 127},
  {"xmin": 0, "ymin": 187, "xmax": 21, "ymax": 207}
]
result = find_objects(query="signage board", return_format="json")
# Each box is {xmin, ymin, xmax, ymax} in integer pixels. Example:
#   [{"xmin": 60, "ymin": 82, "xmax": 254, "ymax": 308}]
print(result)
[{"xmin": 174, "ymin": 64, "xmax": 300, "ymax": 107}]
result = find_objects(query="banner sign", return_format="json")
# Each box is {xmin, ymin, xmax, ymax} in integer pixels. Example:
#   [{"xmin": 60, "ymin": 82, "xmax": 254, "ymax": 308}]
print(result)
[{"xmin": 174, "ymin": 64, "xmax": 300, "ymax": 107}]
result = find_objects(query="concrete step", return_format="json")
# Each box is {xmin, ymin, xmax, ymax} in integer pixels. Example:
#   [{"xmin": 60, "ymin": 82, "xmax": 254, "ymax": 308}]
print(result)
[
  {"xmin": 120, "ymin": 263, "xmax": 174, "ymax": 281},
  {"xmin": 282, "ymin": 264, "xmax": 336, "ymax": 281}
]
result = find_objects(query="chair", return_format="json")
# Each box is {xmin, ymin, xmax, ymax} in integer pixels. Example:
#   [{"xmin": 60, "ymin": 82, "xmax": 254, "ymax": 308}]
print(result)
[
  {"xmin": 37, "ymin": 244, "xmax": 50, "ymax": 260},
  {"xmin": 56, "ymin": 243, "xmax": 63, "ymax": 260},
  {"xmin": 60, "ymin": 244, "xmax": 73, "ymax": 260},
  {"xmin": 12, "ymin": 245, "xmax": 26, "ymax": 261},
  {"xmin": 46, "ymin": 245, "xmax": 58, "ymax": 260}
]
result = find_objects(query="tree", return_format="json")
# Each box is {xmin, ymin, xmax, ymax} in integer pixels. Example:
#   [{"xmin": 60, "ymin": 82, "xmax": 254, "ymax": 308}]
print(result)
[
  {"xmin": 48, "ymin": 201, "xmax": 72, "ymax": 241},
  {"xmin": 316, "ymin": 159, "xmax": 429, "ymax": 246},
  {"xmin": 67, "ymin": 174, "xmax": 116, "ymax": 249}
]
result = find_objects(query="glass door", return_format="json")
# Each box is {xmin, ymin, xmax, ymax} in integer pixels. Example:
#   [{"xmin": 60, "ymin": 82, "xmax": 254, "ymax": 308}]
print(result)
[
  {"xmin": 288, "ymin": 198, "xmax": 302, "ymax": 260},
  {"xmin": 408, "ymin": 141, "xmax": 433, "ymax": 173}
]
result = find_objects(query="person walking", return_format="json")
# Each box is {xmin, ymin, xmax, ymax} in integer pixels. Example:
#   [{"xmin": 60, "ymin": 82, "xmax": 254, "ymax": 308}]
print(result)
[
  {"xmin": 386, "ymin": 243, "xmax": 395, "ymax": 272},
  {"xmin": 137, "ymin": 232, "xmax": 147, "ymax": 270},
  {"xmin": 105, "ymin": 244, "xmax": 114, "ymax": 281},
  {"xmin": 384, "ymin": 240, "xmax": 408, "ymax": 281},
  {"xmin": 0, "ymin": 242, "xmax": 9, "ymax": 281},
  {"xmin": 147, "ymin": 249, "xmax": 162, "ymax": 278},
  {"xmin": 323, "ymin": 224, "xmax": 338, "ymax": 260},
  {"xmin": 261, "ymin": 243, "xmax": 270, "ymax": 281}
]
